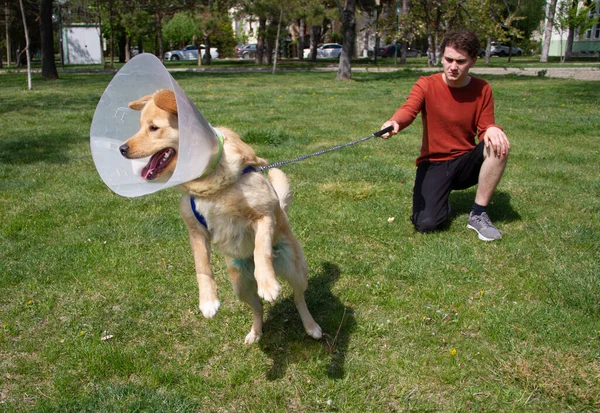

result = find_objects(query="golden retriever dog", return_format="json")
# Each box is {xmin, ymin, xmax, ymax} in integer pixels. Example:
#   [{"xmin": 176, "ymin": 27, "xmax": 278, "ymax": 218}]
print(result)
[{"xmin": 119, "ymin": 90, "xmax": 322, "ymax": 344}]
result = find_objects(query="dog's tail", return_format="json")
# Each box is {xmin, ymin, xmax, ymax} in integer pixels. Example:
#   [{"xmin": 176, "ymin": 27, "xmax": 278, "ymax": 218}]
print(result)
[{"xmin": 268, "ymin": 168, "xmax": 291, "ymax": 213}]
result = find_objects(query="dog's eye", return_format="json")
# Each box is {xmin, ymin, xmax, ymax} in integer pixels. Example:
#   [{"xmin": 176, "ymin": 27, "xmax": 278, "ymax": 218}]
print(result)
[{"xmin": 149, "ymin": 125, "xmax": 159, "ymax": 132}]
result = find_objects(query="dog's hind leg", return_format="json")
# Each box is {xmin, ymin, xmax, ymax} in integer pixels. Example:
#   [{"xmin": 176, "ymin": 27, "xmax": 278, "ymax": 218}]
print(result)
[
  {"xmin": 274, "ymin": 234, "xmax": 323, "ymax": 340},
  {"xmin": 226, "ymin": 256, "xmax": 264, "ymax": 344},
  {"xmin": 180, "ymin": 196, "xmax": 220, "ymax": 319}
]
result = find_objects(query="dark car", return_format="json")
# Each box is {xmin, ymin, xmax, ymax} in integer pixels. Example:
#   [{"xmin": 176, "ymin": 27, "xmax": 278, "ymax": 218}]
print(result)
[
  {"xmin": 235, "ymin": 44, "xmax": 258, "ymax": 59},
  {"xmin": 378, "ymin": 44, "xmax": 423, "ymax": 58}
]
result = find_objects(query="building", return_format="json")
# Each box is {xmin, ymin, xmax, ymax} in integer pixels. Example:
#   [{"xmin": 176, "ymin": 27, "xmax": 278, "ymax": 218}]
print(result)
[
  {"xmin": 61, "ymin": 24, "xmax": 103, "ymax": 65},
  {"xmin": 545, "ymin": 0, "xmax": 600, "ymax": 57}
]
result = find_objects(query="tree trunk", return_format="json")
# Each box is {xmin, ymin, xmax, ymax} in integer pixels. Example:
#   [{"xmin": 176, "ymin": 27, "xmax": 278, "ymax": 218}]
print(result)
[
  {"xmin": 433, "ymin": 6, "xmax": 441, "ymax": 66},
  {"xmin": 125, "ymin": 37, "xmax": 130, "ymax": 62},
  {"xmin": 337, "ymin": 0, "xmax": 356, "ymax": 81},
  {"xmin": 18, "ymin": 0, "xmax": 31, "ymax": 89},
  {"xmin": 256, "ymin": 17, "xmax": 266, "ymax": 64},
  {"xmin": 297, "ymin": 19, "xmax": 304, "ymax": 60},
  {"xmin": 399, "ymin": 0, "xmax": 410, "ymax": 65},
  {"xmin": 202, "ymin": 34, "xmax": 212, "ymax": 65},
  {"xmin": 541, "ymin": 0, "xmax": 558, "ymax": 63},
  {"xmin": 118, "ymin": 32, "xmax": 126, "ymax": 63},
  {"xmin": 40, "ymin": 0, "xmax": 58, "ymax": 79},
  {"xmin": 309, "ymin": 25, "xmax": 320, "ymax": 61},
  {"xmin": 5, "ymin": 2, "xmax": 11, "ymax": 66},
  {"xmin": 272, "ymin": 4, "xmax": 283, "ymax": 74},
  {"xmin": 108, "ymin": 0, "xmax": 114, "ymax": 67},
  {"xmin": 156, "ymin": 11, "xmax": 164, "ymax": 61}
]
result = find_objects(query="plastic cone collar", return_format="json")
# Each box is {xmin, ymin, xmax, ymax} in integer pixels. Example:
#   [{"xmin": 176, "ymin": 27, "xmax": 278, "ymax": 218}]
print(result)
[{"xmin": 90, "ymin": 53, "xmax": 221, "ymax": 198}]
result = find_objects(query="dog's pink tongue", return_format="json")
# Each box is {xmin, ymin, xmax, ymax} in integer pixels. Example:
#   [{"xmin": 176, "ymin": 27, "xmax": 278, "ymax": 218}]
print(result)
[
  {"xmin": 140, "ymin": 148, "xmax": 176, "ymax": 180},
  {"xmin": 141, "ymin": 151, "xmax": 164, "ymax": 180}
]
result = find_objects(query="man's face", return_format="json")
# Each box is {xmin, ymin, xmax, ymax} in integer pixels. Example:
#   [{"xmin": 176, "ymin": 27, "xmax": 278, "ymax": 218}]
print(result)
[{"xmin": 442, "ymin": 45, "xmax": 476, "ymax": 87}]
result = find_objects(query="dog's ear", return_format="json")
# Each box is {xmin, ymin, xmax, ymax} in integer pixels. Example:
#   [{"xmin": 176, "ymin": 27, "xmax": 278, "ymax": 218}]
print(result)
[
  {"xmin": 217, "ymin": 126, "xmax": 269, "ymax": 167},
  {"xmin": 243, "ymin": 154, "xmax": 268, "ymax": 167},
  {"xmin": 154, "ymin": 90, "xmax": 178, "ymax": 115},
  {"xmin": 128, "ymin": 94, "xmax": 154, "ymax": 111}
]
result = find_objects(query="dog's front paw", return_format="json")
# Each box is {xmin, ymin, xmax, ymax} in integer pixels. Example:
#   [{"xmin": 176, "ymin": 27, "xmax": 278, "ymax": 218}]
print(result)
[
  {"xmin": 257, "ymin": 279, "xmax": 281, "ymax": 302},
  {"xmin": 244, "ymin": 329, "xmax": 261, "ymax": 344},
  {"xmin": 306, "ymin": 323, "xmax": 323, "ymax": 340},
  {"xmin": 199, "ymin": 300, "xmax": 220, "ymax": 318}
]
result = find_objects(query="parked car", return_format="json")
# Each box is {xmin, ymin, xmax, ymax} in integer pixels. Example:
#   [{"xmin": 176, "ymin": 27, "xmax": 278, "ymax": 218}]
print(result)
[
  {"xmin": 303, "ymin": 43, "xmax": 343, "ymax": 59},
  {"xmin": 164, "ymin": 44, "xmax": 219, "ymax": 61},
  {"xmin": 235, "ymin": 44, "xmax": 258, "ymax": 59},
  {"xmin": 489, "ymin": 42, "xmax": 522, "ymax": 57},
  {"xmin": 378, "ymin": 44, "xmax": 423, "ymax": 58}
]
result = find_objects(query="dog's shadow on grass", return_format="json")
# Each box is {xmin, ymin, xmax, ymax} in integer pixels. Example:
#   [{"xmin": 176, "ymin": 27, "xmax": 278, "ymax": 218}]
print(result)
[{"xmin": 260, "ymin": 262, "xmax": 355, "ymax": 380}]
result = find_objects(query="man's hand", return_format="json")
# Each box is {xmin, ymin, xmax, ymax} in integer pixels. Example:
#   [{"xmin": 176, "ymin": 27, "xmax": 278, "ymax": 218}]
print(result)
[
  {"xmin": 484, "ymin": 126, "xmax": 510, "ymax": 158},
  {"xmin": 379, "ymin": 120, "xmax": 401, "ymax": 139}
]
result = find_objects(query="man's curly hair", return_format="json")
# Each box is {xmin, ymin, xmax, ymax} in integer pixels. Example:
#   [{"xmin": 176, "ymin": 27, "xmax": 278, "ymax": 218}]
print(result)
[{"xmin": 440, "ymin": 30, "xmax": 480, "ymax": 59}]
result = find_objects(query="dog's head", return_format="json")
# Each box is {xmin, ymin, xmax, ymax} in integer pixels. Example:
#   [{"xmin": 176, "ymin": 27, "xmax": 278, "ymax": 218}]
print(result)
[{"xmin": 119, "ymin": 90, "xmax": 179, "ymax": 181}]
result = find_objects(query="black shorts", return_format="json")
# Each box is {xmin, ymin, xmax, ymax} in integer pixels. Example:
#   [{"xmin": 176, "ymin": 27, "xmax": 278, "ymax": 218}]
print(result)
[{"xmin": 411, "ymin": 141, "xmax": 485, "ymax": 232}]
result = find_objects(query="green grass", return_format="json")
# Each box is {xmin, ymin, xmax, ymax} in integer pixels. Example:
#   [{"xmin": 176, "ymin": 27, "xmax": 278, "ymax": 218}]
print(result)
[{"xmin": 1, "ymin": 69, "xmax": 599, "ymax": 412}]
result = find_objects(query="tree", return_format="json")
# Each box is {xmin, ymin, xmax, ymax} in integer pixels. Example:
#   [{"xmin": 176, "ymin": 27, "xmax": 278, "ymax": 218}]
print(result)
[
  {"xmin": 541, "ymin": 0, "xmax": 558, "ymax": 62},
  {"xmin": 118, "ymin": 3, "xmax": 153, "ymax": 60},
  {"xmin": 163, "ymin": 12, "xmax": 197, "ymax": 47},
  {"xmin": 414, "ymin": 0, "xmax": 448, "ymax": 67},
  {"xmin": 17, "ymin": 0, "xmax": 31, "ymax": 89},
  {"xmin": 237, "ymin": 0, "xmax": 283, "ymax": 64},
  {"xmin": 4, "ymin": 1, "xmax": 12, "ymax": 66},
  {"xmin": 337, "ymin": 0, "xmax": 356, "ymax": 80},
  {"xmin": 191, "ymin": 0, "xmax": 234, "ymax": 65},
  {"xmin": 40, "ymin": 0, "xmax": 58, "ymax": 78},
  {"xmin": 555, "ymin": 0, "xmax": 599, "ymax": 61}
]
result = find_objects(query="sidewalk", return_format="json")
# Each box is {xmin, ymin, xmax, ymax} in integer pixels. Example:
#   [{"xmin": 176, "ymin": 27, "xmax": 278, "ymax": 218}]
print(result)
[
  {"xmin": 340, "ymin": 66, "xmax": 600, "ymax": 81},
  {"xmin": 3, "ymin": 64, "xmax": 599, "ymax": 81}
]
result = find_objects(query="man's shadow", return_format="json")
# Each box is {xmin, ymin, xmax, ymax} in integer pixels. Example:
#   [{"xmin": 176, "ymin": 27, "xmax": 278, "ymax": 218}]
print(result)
[
  {"xmin": 446, "ymin": 190, "xmax": 521, "ymax": 226},
  {"xmin": 260, "ymin": 262, "xmax": 355, "ymax": 380}
]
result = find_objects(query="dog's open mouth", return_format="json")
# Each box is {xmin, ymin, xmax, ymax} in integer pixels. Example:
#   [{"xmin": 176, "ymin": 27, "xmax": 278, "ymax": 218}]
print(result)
[{"xmin": 141, "ymin": 147, "xmax": 176, "ymax": 180}]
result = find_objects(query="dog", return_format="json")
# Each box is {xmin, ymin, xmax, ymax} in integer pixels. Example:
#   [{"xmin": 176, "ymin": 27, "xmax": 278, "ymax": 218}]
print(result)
[{"xmin": 118, "ymin": 89, "xmax": 322, "ymax": 344}]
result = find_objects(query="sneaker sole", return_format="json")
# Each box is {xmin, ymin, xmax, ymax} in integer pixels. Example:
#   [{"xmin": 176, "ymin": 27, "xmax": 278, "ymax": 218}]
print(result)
[{"xmin": 467, "ymin": 224, "xmax": 501, "ymax": 242}]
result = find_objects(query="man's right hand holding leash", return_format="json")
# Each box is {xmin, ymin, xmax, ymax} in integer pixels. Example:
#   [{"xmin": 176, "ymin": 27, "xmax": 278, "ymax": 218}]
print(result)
[{"xmin": 380, "ymin": 120, "xmax": 401, "ymax": 139}]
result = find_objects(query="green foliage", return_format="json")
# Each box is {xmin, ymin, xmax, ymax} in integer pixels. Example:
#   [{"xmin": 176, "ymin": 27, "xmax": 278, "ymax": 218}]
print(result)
[
  {"xmin": 212, "ymin": 14, "xmax": 237, "ymax": 58},
  {"xmin": 162, "ymin": 12, "xmax": 198, "ymax": 48},
  {"xmin": 0, "ymin": 69, "xmax": 599, "ymax": 412}
]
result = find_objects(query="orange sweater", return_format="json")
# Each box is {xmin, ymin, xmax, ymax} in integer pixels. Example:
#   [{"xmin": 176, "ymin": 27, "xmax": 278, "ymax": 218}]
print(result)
[{"xmin": 390, "ymin": 73, "xmax": 502, "ymax": 165}]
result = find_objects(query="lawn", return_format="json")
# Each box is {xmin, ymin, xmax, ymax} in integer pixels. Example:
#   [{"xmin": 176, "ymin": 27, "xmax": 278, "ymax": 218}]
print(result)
[{"xmin": 0, "ymin": 68, "xmax": 599, "ymax": 412}]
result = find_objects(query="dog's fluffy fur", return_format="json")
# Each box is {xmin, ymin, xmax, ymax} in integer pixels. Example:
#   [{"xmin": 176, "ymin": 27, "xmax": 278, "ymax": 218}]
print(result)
[{"xmin": 120, "ymin": 90, "xmax": 322, "ymax": 343}]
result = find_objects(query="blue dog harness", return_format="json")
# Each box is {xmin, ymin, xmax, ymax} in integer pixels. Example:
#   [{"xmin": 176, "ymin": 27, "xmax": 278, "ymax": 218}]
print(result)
[{"xmin": 189, "ymin": 166, "xmax": 257, "ymax": 230}]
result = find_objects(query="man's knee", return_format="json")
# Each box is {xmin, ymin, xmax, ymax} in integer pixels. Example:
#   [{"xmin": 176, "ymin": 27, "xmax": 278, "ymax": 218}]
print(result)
[
  {"xmin": 484, "ymin": 145, "xmax": 510, "ymax": 162},
  {"xmin": 411, "ymin": 212, "xmax": 447, "ymax": 233}
]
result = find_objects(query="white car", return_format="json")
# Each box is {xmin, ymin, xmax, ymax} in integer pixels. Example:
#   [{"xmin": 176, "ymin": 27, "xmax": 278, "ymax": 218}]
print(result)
[
  {"xmin": 303, "ymin": 43, "xmax": 343, "ymax": 59},
  {"xmin": 489, "ymin": 42, "xmax": 522, "ymax": 57},
  {"xmin": 164, "ymin": 45, "xmax": 219, "ymax": 61}
]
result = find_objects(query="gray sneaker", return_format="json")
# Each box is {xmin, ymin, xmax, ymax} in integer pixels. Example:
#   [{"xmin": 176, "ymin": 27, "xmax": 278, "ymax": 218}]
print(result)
[{"xmin": 467, "ymin": 212, "xmax": 502, "ymax": 241}]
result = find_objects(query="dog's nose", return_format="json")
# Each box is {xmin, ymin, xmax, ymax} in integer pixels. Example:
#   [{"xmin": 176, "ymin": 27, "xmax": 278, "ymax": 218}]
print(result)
[{"xmin": 119, "ymin": 144, "xmax": 129, "ymax": 157}]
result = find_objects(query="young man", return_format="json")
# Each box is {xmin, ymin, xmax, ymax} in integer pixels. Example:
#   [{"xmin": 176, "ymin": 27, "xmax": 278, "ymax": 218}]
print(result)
[{"xmin": 380, "ymin": 30, "xmax": 510, "ymax": 241}]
